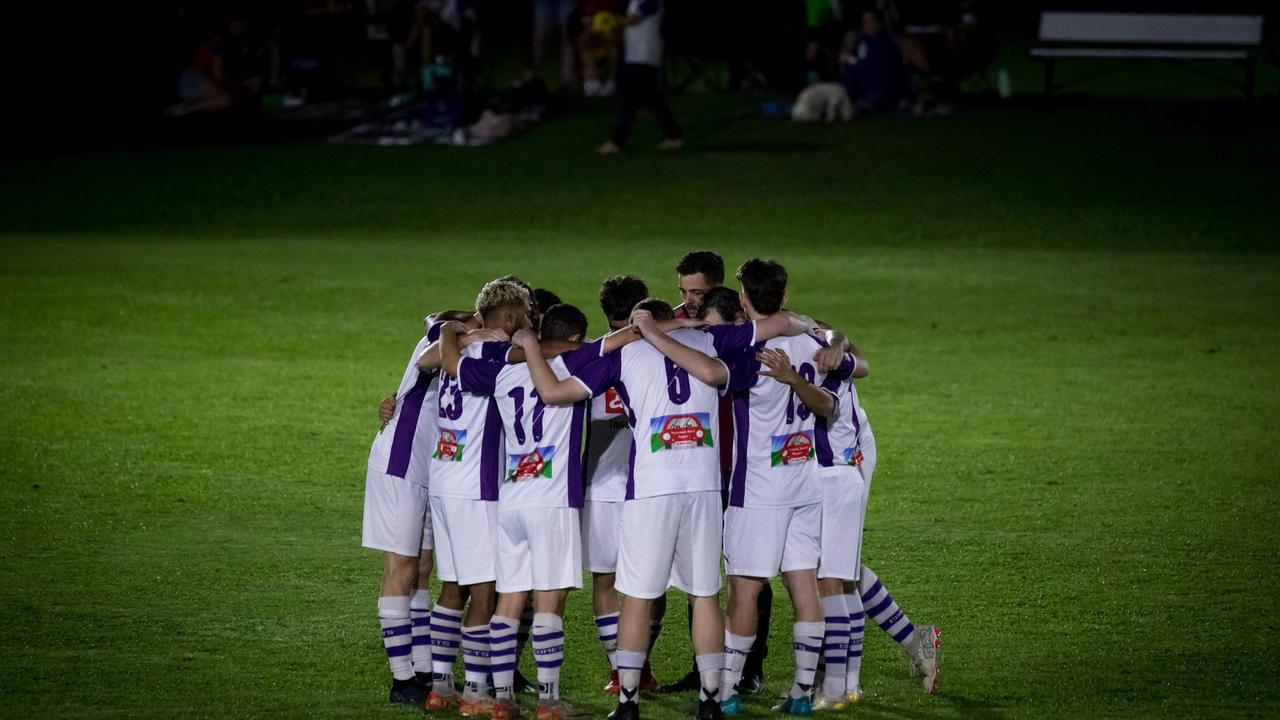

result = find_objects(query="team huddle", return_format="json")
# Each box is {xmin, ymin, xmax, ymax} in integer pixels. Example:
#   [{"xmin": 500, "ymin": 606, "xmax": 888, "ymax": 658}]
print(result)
[{"xmin": 362, "ymin": 252, "xmax": 940, "ymax": 719}]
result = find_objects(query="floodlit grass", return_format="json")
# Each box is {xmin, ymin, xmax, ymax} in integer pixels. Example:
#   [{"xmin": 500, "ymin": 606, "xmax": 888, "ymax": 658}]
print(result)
[{"xmin": 1, "ymin": 93, "xmax": 1279, "ymax": 719}]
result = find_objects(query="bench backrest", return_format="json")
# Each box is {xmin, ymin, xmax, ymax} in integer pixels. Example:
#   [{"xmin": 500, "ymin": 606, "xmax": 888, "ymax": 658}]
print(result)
[{"xmin": 1038, "ymin": 12, "xmax": 1264, "ymax": 46}]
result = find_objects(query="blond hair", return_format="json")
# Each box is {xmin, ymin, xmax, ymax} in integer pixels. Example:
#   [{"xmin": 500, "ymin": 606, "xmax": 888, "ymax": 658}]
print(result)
[{"xmin": 475, "ymin": 279, "xmax": 531, "ymax": 318}]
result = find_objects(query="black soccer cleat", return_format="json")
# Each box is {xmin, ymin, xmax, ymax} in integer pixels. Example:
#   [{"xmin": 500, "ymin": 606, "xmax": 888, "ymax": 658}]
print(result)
[
  {"xmin": 659, "ymin": 669, "xmax": 701, "ymax": 694},
  {"xmin": 698, "ymin": 697, "xmax": 725, "ymax": 720},
  {"xmin": 389, "ymin": 677, "xmax": 428, "ymax": 706},
  {"xmin": 735, "ymin": 670, "xmax": 765, "ymax": 696},
  {"xmin": 607, "ymin": 700, "xmax": 641, "ymax": 720},
  {"xmin": 515, "ymin": 669, "xmax": 537, "ymax": 694}
]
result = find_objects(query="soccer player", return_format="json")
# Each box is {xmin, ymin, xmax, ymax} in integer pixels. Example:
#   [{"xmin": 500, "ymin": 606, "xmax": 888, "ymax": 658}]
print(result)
[
  {"xmin": 362, "ymin": 310, "xmax": 491, "ymax": 706},
  {"xmin": 416, "ymin": 279, "xmax": 533, "ymax": 715},
  {"xmin": 674, "ymin": 251, "xmax": 724, "ymax": 320},
  {"xmin": 437, "ymin": 303, "xmax": 596, "ymax": 720}
]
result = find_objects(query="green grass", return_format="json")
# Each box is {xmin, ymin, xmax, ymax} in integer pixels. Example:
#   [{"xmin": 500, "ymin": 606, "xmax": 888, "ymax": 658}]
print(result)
[{"xmin": 2, "ymin": 91, "xmax": 1280, "ymax": 719}]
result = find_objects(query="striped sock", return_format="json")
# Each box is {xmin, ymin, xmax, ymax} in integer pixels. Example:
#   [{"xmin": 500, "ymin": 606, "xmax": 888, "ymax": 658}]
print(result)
[
  {"xmin": 845, "ymin": 592, "xmax": 865, "ymax": 691},
  {"xmin": 595, "ymin": 612, "xmax": 620, "ymax": 670},
  {"xmin": 430, "ymin": 604, "xmax": 463, "ymax": 677},
  {"xmin": 409, "ymin": 589, "xmax": 432, "ymax": 676},
  {"xmin": 532, "ymin": 613, "xmax": 565, "ymax": 700},
  {"xmin": 820, "ymin": 595, "xmax": 849, "ymax": 699},
  {"xmin": 721, "ymin": 631, "xmax": 755, "ymax": 702},
  {"xmin": 489, "ymin": 615, "xmax": 519, "ymax": 699},
  {"xmin": 791, "ymin": 621, "xmax": 824, "ymax": 700},
  {"xmin": 461, "ymin": 624, "xmax": 492, "ymax": 692},
  {"xmin": 378, "ymin": 596, "xmax": 415, "ymax": 681},
  {"xmin": 616, "ymin": 649, "xmax": 645, "ymax": 708},
  {"xmin": 859, "ymin": 566, "xmax": 918, "ymax": 654}
]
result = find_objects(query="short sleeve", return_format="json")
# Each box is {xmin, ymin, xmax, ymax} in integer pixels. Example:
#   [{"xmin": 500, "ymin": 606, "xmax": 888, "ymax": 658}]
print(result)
[
  {"xmin": 825, "ymin": 352, "xmax": 857, "ymax": 383},
  {"xmin": 426, "ymin": 319, "xmax": 447, "ymax": 343},
  {"xmin": 721, "ymin": 347, "xmax": 760, "ymax": 395},
  {"xmin": 458, "ymin": 356, "xmax": 503, "ymax": 396},
  {"xmin": 569, "ymin": 350, "xmax": 622, "ymax": 397},
  {"xmin": 561, "ymin": 341, "xmax": 603, "ymax": 375},
  {"xmin": 480, "ymin": 341, "xmax": 514, "ymax": 364},
  {"xmin": 707, "ymin": 322, "xmax": 757, "ymax": 356}
]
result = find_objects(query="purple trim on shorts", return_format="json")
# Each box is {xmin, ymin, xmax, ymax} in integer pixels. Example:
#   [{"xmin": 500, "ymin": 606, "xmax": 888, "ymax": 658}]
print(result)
[
  {"xmin": 480, "ymin": 397, "xmax": 503, "ymax": 501},
  {"xmin": 729, "ymin": 390, "xmax": 750, "ymax": 507},
  {"xmin": 386, "ymin": 371, "xmax": 435, "ymax": 477},
  {"xmin": 567, "ymin": 401, "xmax": 587, "ymax": 508}
]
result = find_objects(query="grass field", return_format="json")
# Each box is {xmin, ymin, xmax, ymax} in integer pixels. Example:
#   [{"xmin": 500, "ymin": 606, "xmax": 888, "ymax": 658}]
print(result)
[{"xmin": 2, "ymin": 89, "xmax": 1280, "ymax": 720}]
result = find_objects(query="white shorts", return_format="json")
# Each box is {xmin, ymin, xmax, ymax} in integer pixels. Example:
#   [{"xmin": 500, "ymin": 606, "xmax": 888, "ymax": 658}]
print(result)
[
  {"xmin": 581, "ymin": 500, "xmax": 623, "ymax": 574},
  {"xmin": 723, "ymin": 502, "xmax": 822, "ymax": 578},
  {"xmin": 497, "ymin": 507, "xmax": 584, "ymax": 593},
  {"xmin": 817, "ymin": 468, "xmax": 866, "ymax": 581},
  {"xmin": 362, "ymin": 468, "xmax": 431, "ymax": 557},
  {"xmin": 430, "ymin": 495, "xmax": 498, "ymax": 586},
  {"xmin": 617, "ymin": 491, "xmax": 722, "ymax": 599}
]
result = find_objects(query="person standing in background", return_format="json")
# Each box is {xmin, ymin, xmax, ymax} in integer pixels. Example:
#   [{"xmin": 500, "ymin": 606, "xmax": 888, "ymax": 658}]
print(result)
[{"xmin": 597, "ymin": 0, "xmax": 682, "ymax": 155}]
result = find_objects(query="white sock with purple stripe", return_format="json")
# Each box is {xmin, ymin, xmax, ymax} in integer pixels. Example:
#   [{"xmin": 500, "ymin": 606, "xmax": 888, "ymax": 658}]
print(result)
[
  {"xmin": 595, "ymin": 612, "xmax": 620, "ymax": 670},
  {"xmin": 532, "ymin": 613, "xmax": 565, "ymax": 700},
  {"xmin": 859, "ymin": 566, "xmax": 920, "ymax": 655},
  {"xmin": 429, "ymin": 604, "xmax": 463, "ymax": 681},
  {"xmin": 616, "ymin": 648, "xmax": 646, "ymax": 708},
  {"xmin": 720, "ymin": 631, "xmax": 755, "ymax": 702},
  {"xmin": 461, "ymin": 624, "xmax": 492, "ymax": 694},
  {"xmin": 820, "ymin": 595, "xmax": 849, "ymax": 699},
  {"xmin": 845, "ymin": 592, "xmax": 865, "ymax": 691},
  {"xmin": 409, "ymin": 589, "xmax": 432, "ymax": 676},
  {"xmin": 791, "ymin": 621, "xmax": 824, "ymax": 700},
  {"xmin": 489, "ymin": 615, "xmax": 519, "ymax": 699},
  {"xmin": 378, "ymin": 596, "xmax": 415, "ymax": 681}
]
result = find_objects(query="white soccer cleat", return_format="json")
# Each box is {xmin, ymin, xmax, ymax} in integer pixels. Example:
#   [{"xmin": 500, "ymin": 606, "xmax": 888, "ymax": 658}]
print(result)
[{"xmin": 909, "ymin": 625, "xmax": 941, "ymax": 694}]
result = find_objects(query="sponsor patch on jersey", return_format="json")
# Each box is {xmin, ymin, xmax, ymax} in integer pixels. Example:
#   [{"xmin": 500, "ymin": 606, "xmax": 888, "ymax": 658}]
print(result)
[
  {"xmin": 771, "ymin": 431, "xmax": 814, "ymax": 466},
  {"xmin": 842, "ymin": 447, "xmax": 864, "ymax": 466},
  {"xmin": 603, "ymin": 387, "xmax": 626, "ymax": 416},
  {"xmin": 649, "ymin": 412, "xmax": 713, "ymax": 452},
  {"xmin": 507, "ymin": 445, "xmax": 556, "ymax": 481},
  {"xmin": 433, "ymin": 428, "xmax": 467, "ymax": 461}
]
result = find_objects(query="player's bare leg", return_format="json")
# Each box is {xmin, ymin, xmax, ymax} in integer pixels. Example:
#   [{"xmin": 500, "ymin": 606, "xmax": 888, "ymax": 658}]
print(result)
[
  {"xmin": 689, "ymin": 594, "xmax": 725, "ymax": 720},
  {"xmin": 609, "ymin": 594, "xmax": 653, "ymax": 719},
  {"xmin": 641, "ymin": 595, "xmax": 663, "ymax": 690},
  {"xmin": 380, "ymin": 552, "xmax": 424, "ymax": 705},
  {"xmin": 594, "ymin": 572, "xmax": 622, "ymax": 693}
]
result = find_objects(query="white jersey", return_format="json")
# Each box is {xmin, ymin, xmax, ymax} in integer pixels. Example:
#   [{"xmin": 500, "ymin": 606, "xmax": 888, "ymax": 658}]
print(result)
[
  {"xmin": 427, "ymin": 335, "xmax": 506, "ymax": 501},
  {"xmin": 367, "ymin": 333, "xmax": 440, "ymax": 488},
  {"xmin": 570, "ymin": 328, "xmax": 732, "ymax": 500},
  {"xmin": 724, "ymin": 332, "xmax": 836, "ymax": 508},
  {"xmin": 585, "ymin": 386, "xmax": 632, "ymax": 502},
  {"xmin": 458, "ymin": 346, "xmax": 591, "ymax": 510},
  {"xmin": 816, "ymin": 354, "xmax": 873, "ymax": 472}
]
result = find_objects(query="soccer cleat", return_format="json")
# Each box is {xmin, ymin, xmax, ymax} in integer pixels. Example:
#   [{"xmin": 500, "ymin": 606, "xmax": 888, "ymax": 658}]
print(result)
[
  {"xmin": 427, "ymin": 686, "xmax": 460, "ymax": 711},
  {"xmin": 720, "ymin": 694, "xmax": 743, "ymax": 716},
  {"xmin": 810, "ymin": 695, "xmax": 846, "ymax": 712},
  {"xmin": 698, "ymin": 697, "xmax": 725, "ymax": 720},
  {"xmin": 492, "ymin": 697, "xmax": 523, "ymax": 720},
  {"xmin": 603, "ymin": 669, "xmax": 621, "ymax": 694},
  {"xmin": 389, "ymin": 677, "xmax": 428, "ymax": 706},
  {"xmin": 639, "ymin": 661, "xmax": 661, "ymax": 692},
  {"xmin": 536, "ymin": 699, "xmax": 575, "ymax": 720},
  {"xmin": 459, "ymin": 694, "xmax": 495, "ymax": 717},
  {"xmin": 515, "ymin": 670, "xmax": 537, "ymax": 695},
  {"xmin": 658, "ymin": 669, "xmax": 699, "ymax": 693},
  {"xmin": 735, "ymin": 670, "xmax": 765, "ymax": 695},
  {"xmin": 909, "ymin": 625, "xmax": 941, "ymax": 695},
  {"xmin": 606, "ymin": 701, "xmax": 640, "ymax": 720},
  {"xmin": 771, "ymin": 696, "xmax": 813, "ymax": 716},
  {"xmin": 845, "ymin": 685, "xmax": 864, "ymax": 704}
]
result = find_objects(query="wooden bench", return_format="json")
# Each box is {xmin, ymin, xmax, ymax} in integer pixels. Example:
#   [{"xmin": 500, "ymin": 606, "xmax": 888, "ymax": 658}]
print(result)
[{"xmin": 1031, "ymin": 11, "xmax": 1265, "ymax": 99}]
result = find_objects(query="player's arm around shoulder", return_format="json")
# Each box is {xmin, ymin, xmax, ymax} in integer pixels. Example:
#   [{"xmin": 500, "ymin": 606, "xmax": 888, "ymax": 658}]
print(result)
[
  {"xmin": 632, "ymin": 309, "xmax": 728, "ymax": 387},
  {"xmin": 757, "ymin": 343, "xmax": 837, "ymax": 418},
  {"xmin": 514, "ymin": 328, "xmax": 592, "ymax": 406}
]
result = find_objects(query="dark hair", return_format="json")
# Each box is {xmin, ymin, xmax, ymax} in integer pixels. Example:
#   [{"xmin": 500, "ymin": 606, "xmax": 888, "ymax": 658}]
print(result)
[
  {"xmin": 635, "ymin": 297, "xmax": 675, "ymax": 322},
  {"xmin": 599, "ymin": 275, "xmax": 650, "ymax": 322},
  {"xmin": 540, "ymin": 304, "xmax": 588, "ymax": 342},
  {"xmin": 696, "ymin": 286, "xmax": 742, "ymax": 322},
  {"xmin": 736, "ymin": 258, "xmax": 788, "ymax": 315},
  {"xmin": 676, "ymin": 251, "xmax": 725, "ymax": 286},
  {"xmin": 533, "ymin": 288, "xmax": 561, "ymax": 315}
]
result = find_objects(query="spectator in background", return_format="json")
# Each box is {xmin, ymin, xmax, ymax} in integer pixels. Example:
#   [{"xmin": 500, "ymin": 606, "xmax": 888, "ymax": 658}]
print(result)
[
  {"xmin": 803, "ymin": 0, "xmax": 845, "ymax": 86},
  {"xmin": 840, "ymin": 8, "xmax": 911, "ymax": 115},
  {"xmin": 166, "ymin": 11, "xmax": 264, "ymax": 116},
  {"xmin": 579, "ymin": 0, "xmax": 623, "ymax": 97},
  {"xmin": 596, "ymin": 0, "xmax": 681, "ymax": 155},
  {"xmin": 895, "ymin": 0, "xmax": 995, "ymax": 107},
  {"xmin": 528, "ymin": 0, "xmax": 578, "ymax": 91}
]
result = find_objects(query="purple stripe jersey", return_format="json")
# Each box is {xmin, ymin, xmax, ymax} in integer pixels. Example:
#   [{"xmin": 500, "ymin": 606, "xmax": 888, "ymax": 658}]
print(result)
[
  {"xmin": 569, "ymin": 326, "xmax": 757, "ymax": 500},
  {"xmin": 457, "ymin": 342, "xmax": 591, "ymax": 510},
  {"xmin": 367, "ymin": 332, "xmax": 440, "ymax": 488},
  {"xmin": 427, "ymin": 328, "xmax": 505, "ymax": 501},
  {"xmin": 725, "ymin": 331, "xmax": 836, "ymax": 508}
]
